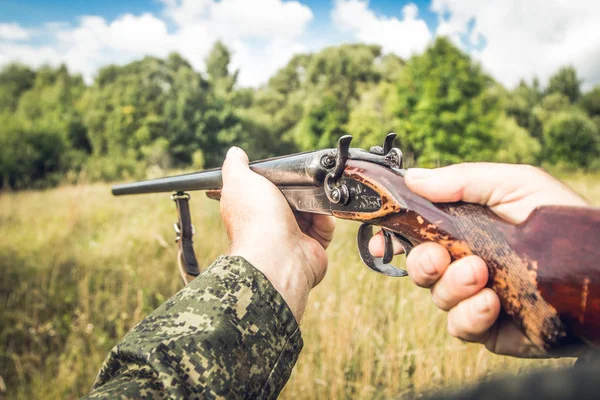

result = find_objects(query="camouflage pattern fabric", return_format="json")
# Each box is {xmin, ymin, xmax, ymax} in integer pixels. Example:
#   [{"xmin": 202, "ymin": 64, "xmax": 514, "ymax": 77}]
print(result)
[{"xmin": 84, "ymin": 255, "xmax": 303, "ymax": 399}]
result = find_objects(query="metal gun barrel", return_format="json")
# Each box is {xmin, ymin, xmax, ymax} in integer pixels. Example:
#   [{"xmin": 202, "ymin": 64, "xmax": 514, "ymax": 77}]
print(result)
[
  {"xmin": 112, "ymin": 169, "xmax": 222, "ymax": 195},
  {"xmin": 111, "ymin": 150, "xmax": 327, "ymax": 196}
]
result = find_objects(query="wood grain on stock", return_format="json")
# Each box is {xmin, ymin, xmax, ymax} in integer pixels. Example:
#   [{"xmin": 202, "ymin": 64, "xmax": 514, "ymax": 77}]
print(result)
[{"xmin": 337, "ymin": 160, "xmax": 600, "ymax": 353}]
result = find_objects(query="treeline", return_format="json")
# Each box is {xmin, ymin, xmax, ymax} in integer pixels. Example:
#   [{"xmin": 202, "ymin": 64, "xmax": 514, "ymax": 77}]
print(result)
[{"xmin": 1, "ymin": 38, "xmax": 599, "ymax": 189}]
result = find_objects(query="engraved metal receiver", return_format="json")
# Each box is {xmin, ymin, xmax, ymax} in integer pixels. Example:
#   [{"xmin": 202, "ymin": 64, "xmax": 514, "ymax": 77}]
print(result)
[{"xmin": 316, "ymin": 133, "xmax": 412, "ymax": 277}]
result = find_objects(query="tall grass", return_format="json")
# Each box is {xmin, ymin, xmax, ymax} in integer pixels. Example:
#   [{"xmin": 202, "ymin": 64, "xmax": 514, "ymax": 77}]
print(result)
[{"xmin": 1, "ymin": 174, "xmax": 599, "ymax": 399}]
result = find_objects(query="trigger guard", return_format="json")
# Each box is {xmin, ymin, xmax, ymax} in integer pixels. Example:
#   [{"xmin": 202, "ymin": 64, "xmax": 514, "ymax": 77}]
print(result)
[{"xmin": 357, "ymin": 224, "xmax": 409, "ymax": 277}]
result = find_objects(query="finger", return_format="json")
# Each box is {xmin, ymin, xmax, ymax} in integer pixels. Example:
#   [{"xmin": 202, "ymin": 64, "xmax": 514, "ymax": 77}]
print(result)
[
  {"xmin": 447, "ymin": 288, "xmax": 501, "ymax": 343},
  {"xmin": 368, "ymin": 230, "xmax": 406, "ymax": 257},
  {"xmin": 309, "ymin": 214, "xmax": 336, "ymax": 246},
  {"xmin": 404, "ymin": 163, "xmax": 520, "ymax": 204},
  {"xmin": 221, "ymin": 146, "xmax": 250, "ymax": 187},
  {"xmin": 405, "ymin": 163, "xmax": 547, "ymax": 223},
  {"xmin": 220, "ymin": 147, "xmax": 251, "ymax": 239},
  {"xmin": 405, "ymin": 163, "xmax": 588, "ymax": 224},
  {"xmin": 294, "ymin": 213, "xmax": 336, "ymax": 249},
  {"xmin": 429, "ymin": 255, "xmax": 488, "ymax": 311},
  {"xmin": 405, "ymin": 242, "xmax": 451, "ymax": 288}
]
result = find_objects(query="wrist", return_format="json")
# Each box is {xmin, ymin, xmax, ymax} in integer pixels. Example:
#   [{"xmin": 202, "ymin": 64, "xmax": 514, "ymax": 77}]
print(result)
[{"xmin": 229, "ymin": 244, "xmax": 312, "ymax": 323}]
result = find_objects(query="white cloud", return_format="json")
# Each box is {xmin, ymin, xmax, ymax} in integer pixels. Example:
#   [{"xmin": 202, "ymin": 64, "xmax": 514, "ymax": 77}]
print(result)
[
  {"xmin": 0, "ymin": 42, "xmax": 62, "ymax": 67},
  {"xmin": 161, "ymin": 0, "xmax": 314, "ymax": 85},
  {"xmin": 208, "ymin": 0, "xmax": 312, "ymax": 40},
  {"xmin": 431, "ymin": 0, "xmax": 600, "ymax": 88},
  {"xmin": 332, "ymin": 0, "xmax": 432, "ymax": 59},
  {"xmin": 0, "ymin": 23, "xmax": 30, "ymax": 41},
  {"xmin": 0, "ymin": 0, "xmax": 313, "ymax": 86}
]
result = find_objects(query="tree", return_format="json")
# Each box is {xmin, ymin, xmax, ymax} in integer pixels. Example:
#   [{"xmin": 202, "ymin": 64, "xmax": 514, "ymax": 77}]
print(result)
[
  {"xmin": 504, "ymin": 78, "xmax": 543, "ymax": 139},
  {"xmin": 580, "ymin": 86, "xmax": 600, "ymax": 118},
  {"xmin": 391, "ymin": 37, "xmax": 500, "ymax": 165},
  {"xmin": 492, "ymin": 113, "xmax": 541, "ymax": 164},
  {"xmin": 286, "ymin": 44, "xmax": 384, "ymax": 149},
  {"xmin": 0, "ymin": 113, "xmax": 67, "ymax": 188},
  {"xmin": 206, "ymin": 41, "xmax": 238, "ymax": 95},
  {"xmin": 547, "ymin": 66, "xmax": 581, "ymax": 103},
  {"xmin": 345, "ymin": 81, "xmax": 404, "ymax": 151},
  {"xmin": 0, "ymin": 63, "xmax": 35, "ymax": 112},
  {"xmin": 543, "ymin": 110, "xmax": 600, "ymax": 168}
]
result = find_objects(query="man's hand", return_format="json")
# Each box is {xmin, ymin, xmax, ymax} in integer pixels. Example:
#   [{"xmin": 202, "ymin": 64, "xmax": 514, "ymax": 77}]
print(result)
[
  {"xmin": 220, "ymin": 147, "xmax": 335, "ymax": 323},
  {"xmin": 370, "ymin": 163, "xmax": 588, "ymax": 357}
]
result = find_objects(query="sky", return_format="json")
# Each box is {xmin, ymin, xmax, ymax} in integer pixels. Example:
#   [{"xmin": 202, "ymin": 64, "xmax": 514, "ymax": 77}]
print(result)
[{"xmin": 1, "ymin": 0, "xmax": 599, "ymax": 89}]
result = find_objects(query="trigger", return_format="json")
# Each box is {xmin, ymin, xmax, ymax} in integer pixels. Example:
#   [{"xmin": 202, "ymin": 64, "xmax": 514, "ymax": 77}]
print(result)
[
  {"xmin": 357, "ymin": 224, "xmax": 408, "ymax": 277},
  {"xmin": 392, "ymin": 232, "xmax": 414, "ymax": 256},
  {"xmin": 382, "ymin": 229, "xmax": 394, "ymax": 264}
]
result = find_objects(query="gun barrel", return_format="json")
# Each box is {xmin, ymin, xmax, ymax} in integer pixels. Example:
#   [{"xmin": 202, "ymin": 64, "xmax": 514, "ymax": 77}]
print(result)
[
  {"xmin": 111, "ymin": 150, "xmax": 328, "ymax": 196},
  {"xmin": 112, "ymin": 169, "xmax": 223, "ymax": 195}
]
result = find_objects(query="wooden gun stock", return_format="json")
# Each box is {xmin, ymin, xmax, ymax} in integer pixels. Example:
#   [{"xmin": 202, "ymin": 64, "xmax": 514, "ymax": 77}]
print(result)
[{"xmin": 336, "ymin": 160, "xmax": 600, "ymax": 354}]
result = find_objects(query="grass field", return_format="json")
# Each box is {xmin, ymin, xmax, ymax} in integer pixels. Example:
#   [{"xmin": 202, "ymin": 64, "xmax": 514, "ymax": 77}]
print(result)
[{"xmin": 1, "ymin": 173, "xmax": 599, "ymax": 399}]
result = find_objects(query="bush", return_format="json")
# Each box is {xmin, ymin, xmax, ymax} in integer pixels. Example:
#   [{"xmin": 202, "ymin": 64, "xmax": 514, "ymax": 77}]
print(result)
[
  {"xmin": 493, "ymin": 114, "xmax": 541, "ymax": 164},
  {"xmin": 543, "ymin": 110, "xmax": 600, "ymax": 168},
  {"xmin": 0, "ymin": 120, "xmax": 67, "ymax": 189},
  {"xmin": 84, "ymin": 154, "xmax": 146, "ymax": 182}
]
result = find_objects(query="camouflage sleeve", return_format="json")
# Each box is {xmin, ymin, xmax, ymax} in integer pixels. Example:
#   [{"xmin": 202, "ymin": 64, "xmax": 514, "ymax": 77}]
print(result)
[{"xmin": 83, "ymin": 255, "xmax": 303, "ymax": 400}]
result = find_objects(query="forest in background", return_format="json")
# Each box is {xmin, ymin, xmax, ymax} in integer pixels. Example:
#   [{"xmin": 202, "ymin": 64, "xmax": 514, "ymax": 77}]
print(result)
[{"xmin": 1, "ymin": 37, "xmax": 600, "ymax": 189}]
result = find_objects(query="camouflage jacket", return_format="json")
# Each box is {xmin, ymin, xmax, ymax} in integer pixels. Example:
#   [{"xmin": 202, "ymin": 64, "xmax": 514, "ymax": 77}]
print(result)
[{"xmin": 83, "ymin": 256, "xmax": 302, "ymax": 399}]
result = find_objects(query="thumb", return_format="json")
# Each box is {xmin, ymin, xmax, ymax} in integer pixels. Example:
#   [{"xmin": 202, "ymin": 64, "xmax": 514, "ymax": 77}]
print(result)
[
  {"xmin": 405, "ymin": 163, "xmax": 545, "ymax": 205},
  {"xmin": 406, "ymin": 163, "xmax": 588, "ymax": 224},
  {"xmin": 222, "ymin": 146, "xmax": 250, "ymax": 186}
]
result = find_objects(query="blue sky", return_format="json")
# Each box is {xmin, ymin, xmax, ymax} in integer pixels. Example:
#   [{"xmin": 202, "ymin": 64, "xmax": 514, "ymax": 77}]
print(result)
[
  {"xmin": 1, "ymin": 0, "xmax": 599, "ymax": 88},
  {"xmin": 1, "ymin": 0, "xmax": 437, "ymax": 30}
]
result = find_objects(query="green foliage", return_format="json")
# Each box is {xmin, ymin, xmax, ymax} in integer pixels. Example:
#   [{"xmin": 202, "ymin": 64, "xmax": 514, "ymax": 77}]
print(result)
[
  {"xmin": 547, "ymin": 66, "xmax": 581, "ymax": 103},
  {"xmin": 345, "ymin": 82, "xmax": 403, "ymax": 150},
  {"xmin": 0, "ymin": 113, "xmax": 67, "ymax": 188},
  {"xmin": 392, "ymin": 37, "xmax": 500, "ymax": 165},
  {"xmin": 206, "ymin": 41, "xmax": 238, "ymax": 94},
  {"xmin": 261, "ymin": 44, "xmax": 386, "ymax": 150},
  {"xmin": 492, "ymin": 113, "xmax": 541, "ymax": 164},
  {"xmin": 81, "ymin": 57, "xmax": 180, "ymax": 156},
  {"xmin": 0, "ymin": 63, "xmax": 35, "ymax": 112},
  {"xmin": 504, "ymin": 78, "xmax": 543, "ymax": 139},
  {"xmin": 542, "ymin": 109, "xmax": 600, "ymax": 168},
  {"xmin": 0, "ymin": 64, "xmax": 87, "ymax": 188},
  {"xmin": 1, "ymin": 41, "xmax": 600, "ymax": 189},
  {"xmin": 580, "ymin": 86, "xmax": 600, "ymax": 118}
]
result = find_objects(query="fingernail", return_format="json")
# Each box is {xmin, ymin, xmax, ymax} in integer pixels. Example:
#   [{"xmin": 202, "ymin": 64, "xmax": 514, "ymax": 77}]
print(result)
[
  {"xmin": 406, "ymin": 168, "xmax": 433, "ymax": 180},
  {"xmin": 226, "ymin": 146, "xmax": 240, "ymax": 158}
]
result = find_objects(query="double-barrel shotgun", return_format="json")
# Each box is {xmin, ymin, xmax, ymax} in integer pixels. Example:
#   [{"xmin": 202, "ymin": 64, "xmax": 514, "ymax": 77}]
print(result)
[{"xmin": 112, "ymin": 133, "xmax": 600, "ymax": 356}]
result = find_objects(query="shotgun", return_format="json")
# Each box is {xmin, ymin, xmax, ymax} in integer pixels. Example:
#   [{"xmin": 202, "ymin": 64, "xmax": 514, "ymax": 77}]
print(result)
[{"xmin": 112, "ymin": 133, "xmax": 600, "ymax": 355}]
